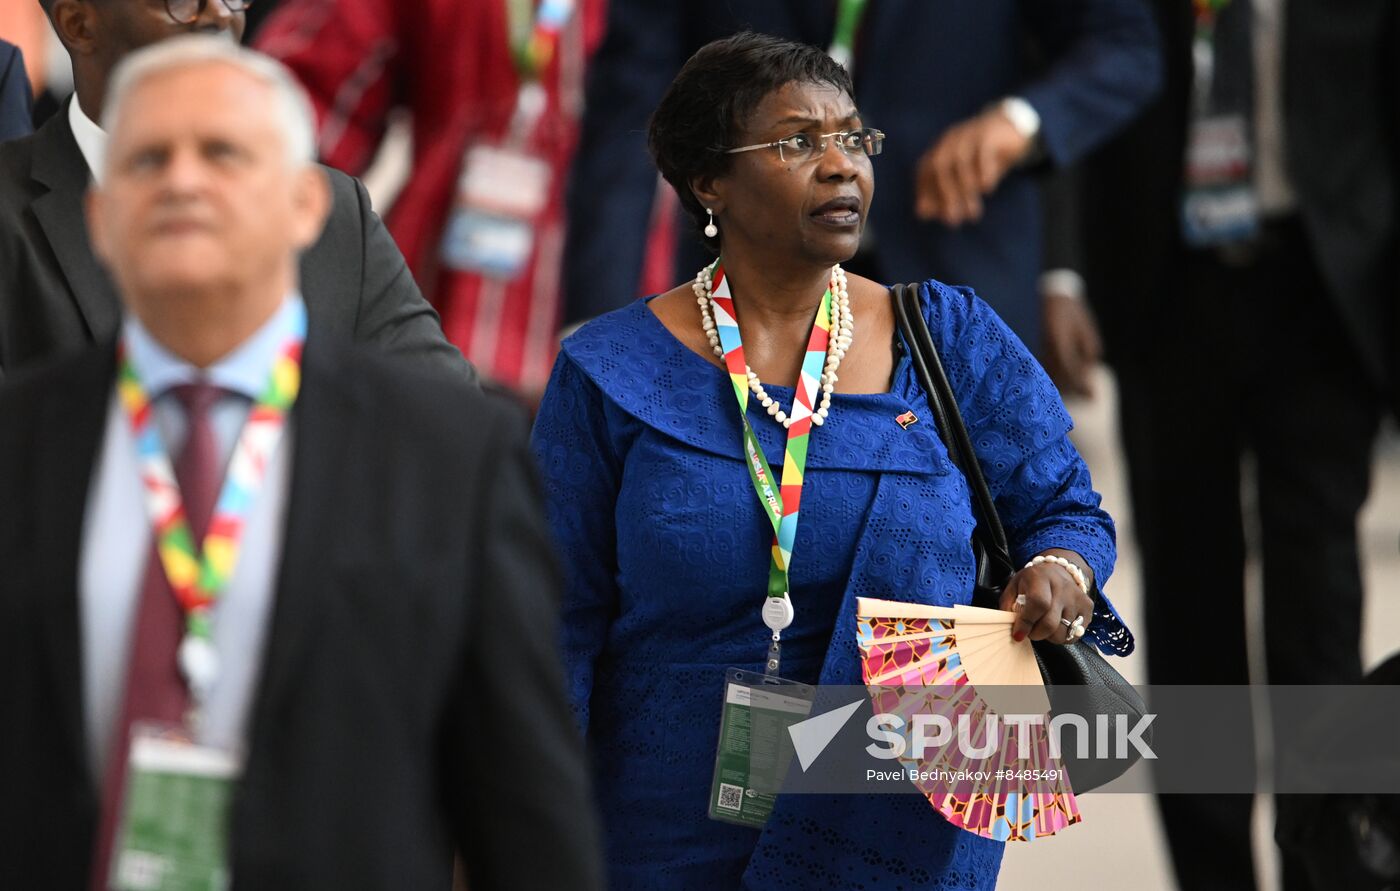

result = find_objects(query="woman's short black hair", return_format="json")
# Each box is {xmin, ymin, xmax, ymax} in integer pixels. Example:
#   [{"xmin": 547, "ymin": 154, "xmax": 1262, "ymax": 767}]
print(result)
[{"xmin": 647, "ymin": 32, "xmax": 854, "ymax": 254}]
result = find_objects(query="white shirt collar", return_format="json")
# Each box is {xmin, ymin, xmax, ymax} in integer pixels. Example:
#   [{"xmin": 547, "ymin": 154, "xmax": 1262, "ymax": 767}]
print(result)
[
  {"xmin": 68, "ymin": 97, "xmax": 108, "ymax": 185},
  {"xmin": 122, "ymin": 294, "xmax": 307, "ymax": 401}
]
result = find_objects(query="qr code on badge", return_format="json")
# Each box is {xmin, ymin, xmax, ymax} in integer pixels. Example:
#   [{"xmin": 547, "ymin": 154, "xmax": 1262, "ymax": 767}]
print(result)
[{"xmin": 717, "ymin": 783, "xmax": 744, "ymax": 811}]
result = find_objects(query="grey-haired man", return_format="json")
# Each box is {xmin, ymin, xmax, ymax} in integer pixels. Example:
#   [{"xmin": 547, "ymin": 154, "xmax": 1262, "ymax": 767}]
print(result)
[{"xmin": 0, "ymin": 37, "xmax": 600, "ymax": 891}]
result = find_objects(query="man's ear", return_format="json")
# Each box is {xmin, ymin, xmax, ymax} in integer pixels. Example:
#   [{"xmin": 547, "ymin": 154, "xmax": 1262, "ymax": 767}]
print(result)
[
  {"xmin": 289, "ymin": 164, "xmax": 332, "ymax": 251},
  {"xmin": 50, "ymin": 0, "xmax": 102, "ymax": 56}
]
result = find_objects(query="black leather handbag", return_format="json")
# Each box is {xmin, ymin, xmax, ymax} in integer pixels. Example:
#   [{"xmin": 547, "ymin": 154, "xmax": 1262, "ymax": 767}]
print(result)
[{"xmin": 891, "ymin": 282, "xmax": 1150, "ymax": 791}]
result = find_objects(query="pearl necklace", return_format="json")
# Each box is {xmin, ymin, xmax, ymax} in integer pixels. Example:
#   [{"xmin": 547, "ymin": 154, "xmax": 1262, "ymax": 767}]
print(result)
[{"xmin": 693, "ymin": 263, "xmax": 853, "ymax": 428}]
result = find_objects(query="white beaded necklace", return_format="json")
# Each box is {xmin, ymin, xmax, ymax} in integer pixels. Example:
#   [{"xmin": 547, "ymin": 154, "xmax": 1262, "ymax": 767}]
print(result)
[{"xmin": 693, "ymin": 263, "xmax": 853, "ymax": 429}]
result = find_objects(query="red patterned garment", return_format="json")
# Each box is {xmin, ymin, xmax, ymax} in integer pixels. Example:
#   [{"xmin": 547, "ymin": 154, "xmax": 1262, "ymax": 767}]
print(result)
[{"xmin": 257, "ymin": 0, "xmax": 608, "ymax": 394}]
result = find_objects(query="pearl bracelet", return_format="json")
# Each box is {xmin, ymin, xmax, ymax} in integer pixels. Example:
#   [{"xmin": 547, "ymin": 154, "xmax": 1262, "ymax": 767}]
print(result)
[{"xmin": 1023, "ymin": 555, "xmax": 1088, "ymax": 597}]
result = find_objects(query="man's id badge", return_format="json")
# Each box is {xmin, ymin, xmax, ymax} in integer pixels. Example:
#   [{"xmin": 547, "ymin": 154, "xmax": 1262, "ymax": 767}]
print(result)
[
  {"xmin": 109, "ymin": 727, "xmax": 241, "ymax": 891},
  {"xmin": 708, "ymin": 668, "xmax": 814, "ymax": 829},
  {"xmin": 440, "ymin": 144, "xmax": 552, "ymax": 281},
  {"xmin": 1181, "ymin": 113, "xmax": 1259, "ymax": 247}
]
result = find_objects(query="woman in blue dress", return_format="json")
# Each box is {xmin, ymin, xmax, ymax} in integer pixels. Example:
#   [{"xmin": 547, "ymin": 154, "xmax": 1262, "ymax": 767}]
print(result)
[{"xmin": 532, "ymin": 32, "xmax": 1134, "ymax": 890}]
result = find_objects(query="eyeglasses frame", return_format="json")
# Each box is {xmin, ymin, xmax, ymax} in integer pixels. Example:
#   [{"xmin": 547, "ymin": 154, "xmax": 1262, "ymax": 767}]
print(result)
[
  {"xmin": 161, "ymin": 0, "xmax": 254, "ymax": 25},
  {"xmin": 724, "ymin": 128, "xmax": 885, "ymax": 163}
]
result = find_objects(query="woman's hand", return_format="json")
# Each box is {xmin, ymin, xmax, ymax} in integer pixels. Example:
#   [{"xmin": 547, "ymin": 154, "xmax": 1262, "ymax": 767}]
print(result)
[{"xmin": 997, "ymin": 549, "xmax": 1095, "ymax": 644}]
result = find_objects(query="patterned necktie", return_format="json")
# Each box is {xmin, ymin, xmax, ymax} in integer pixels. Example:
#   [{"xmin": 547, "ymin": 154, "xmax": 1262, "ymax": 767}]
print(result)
[{"xmin": 90, "ymin": 382, "xmax": 228, "ymax": 890}]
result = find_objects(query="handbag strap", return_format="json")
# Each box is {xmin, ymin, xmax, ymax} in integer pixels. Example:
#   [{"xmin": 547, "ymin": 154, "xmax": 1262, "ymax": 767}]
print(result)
[{"xmin": 891, "ymin": 283, "xmax": 1016, "ymax": 599}]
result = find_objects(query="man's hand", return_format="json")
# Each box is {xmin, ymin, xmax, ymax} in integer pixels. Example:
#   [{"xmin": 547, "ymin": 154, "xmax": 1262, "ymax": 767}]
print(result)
[
  {"xmin": 1040, "ymin": 287, "xmax": 1103, "ymax": 400},
  {"xmin": 915, "ymin": 106, "xmax": 1034, "ymax": 226}
]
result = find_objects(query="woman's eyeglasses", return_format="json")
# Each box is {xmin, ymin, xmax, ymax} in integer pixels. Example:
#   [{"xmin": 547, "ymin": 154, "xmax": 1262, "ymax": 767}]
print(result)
[
  {"xmin": 163, "ymin": 0, "xmax": 254, "ymax": 25},
  {"xmin": 725, "ymin": 128, "xmax": 885, "ymax": 163}
]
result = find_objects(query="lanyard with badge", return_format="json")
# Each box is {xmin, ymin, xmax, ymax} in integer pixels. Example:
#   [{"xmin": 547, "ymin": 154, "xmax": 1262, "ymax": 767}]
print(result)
[
  {"xmin": 440, "ymin": 0, "xmax": 575, "ymax": 280},
  {"xmin": 106, "ymin": 302, "xmax": 305, "ymax": 891},
  {"xmin": 1181, "ymin": 0, "xmax": 1259, "ymax": 247},
  {"xmin": 704, "ymin": 261, "xmax": 830, "ymax": 829}
]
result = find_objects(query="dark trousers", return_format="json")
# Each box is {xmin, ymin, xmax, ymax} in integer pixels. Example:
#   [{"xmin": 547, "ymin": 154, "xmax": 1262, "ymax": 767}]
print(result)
[{"xmin": 1115, "ymin": 218, "xmax": 1383, "ymax": 890}]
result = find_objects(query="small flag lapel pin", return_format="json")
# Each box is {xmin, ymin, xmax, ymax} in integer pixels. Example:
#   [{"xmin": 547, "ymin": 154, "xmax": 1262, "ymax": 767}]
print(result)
[{"xmin": 895, "ymin": 410, "xmax": 918, "ymax": 429}]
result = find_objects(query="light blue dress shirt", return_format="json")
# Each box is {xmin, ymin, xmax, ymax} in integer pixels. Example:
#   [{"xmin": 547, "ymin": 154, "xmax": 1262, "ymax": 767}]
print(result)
[{"xmin": 80, "ymin": 296, "xmax": 304, "ymax": 781}]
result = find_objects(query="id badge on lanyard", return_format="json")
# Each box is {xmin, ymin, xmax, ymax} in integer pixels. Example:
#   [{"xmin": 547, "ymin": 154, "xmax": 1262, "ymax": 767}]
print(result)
[
  {"xmin": 439, "ymin": 86, "xmax": 553, "ymax": 280},
  {"xmin": 1181, "ymin": 0, "xmax": 1259, "ymax": 247},
  {"xmin": 708, "ymin": 669, "xmax": 815, "ymax": 829},
  {"xmin": 109, "ymin": 726, "xmax": 240, "ymax": 891},
  {"xmin": 105, "ymin": 307, "xmax": 304, "ymax": 890},
  {"xmin": 440, "ymin": 0, "xmax": 574, "ymax": 280},
  {"xmin": 702, "ymin": 261, "xmax": 835, "ymax": 828}
]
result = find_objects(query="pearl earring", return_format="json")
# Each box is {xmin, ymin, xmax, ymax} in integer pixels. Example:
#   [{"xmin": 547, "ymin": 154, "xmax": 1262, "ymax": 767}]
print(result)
[{"xmin": 704, "ymin": 208, "xmax": 718, "ymax": 238}]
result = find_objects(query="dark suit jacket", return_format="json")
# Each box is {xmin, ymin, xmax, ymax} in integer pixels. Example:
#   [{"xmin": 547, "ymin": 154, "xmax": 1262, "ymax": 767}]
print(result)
[
  {"xmin": 0, "ymin": 41, "xmax": 31, "ymax": 143},
  {"xmin": 561, "ymin": 0, "xmax": 1161, "ymax": 345},
  {"xmin": 0, "ymin": 103, "xmax": 473, "ymax": 385},
  {"xmin": 0, "ymin": 335, "xmax": 602, "ymax": 890},
  {"xmin": 1078, "ymin": 0, "xmax": 1399, "ymax": 414}
]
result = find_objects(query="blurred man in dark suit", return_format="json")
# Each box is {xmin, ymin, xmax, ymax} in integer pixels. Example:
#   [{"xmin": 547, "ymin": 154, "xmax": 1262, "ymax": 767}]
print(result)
[
  {"xmin": 0, "ymin": 38, "xmax": 33, "ymax": 141},
  {"xmin": 1073, "ymin": 1, "xmax": 1399, "ymax": 888},
  {"xmin": 0, "ymin": 36, "xmax": 601, "ymax": 891},
  {"xmin": 0, "ymin": 0, "xmax": 470, "ymax": 383}
]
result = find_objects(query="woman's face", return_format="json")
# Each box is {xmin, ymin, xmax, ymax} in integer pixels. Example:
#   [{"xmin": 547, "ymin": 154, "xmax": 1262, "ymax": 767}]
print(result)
[{"xmin": 704, "ymin": 80, "xmax": 875, "ymax": 268}]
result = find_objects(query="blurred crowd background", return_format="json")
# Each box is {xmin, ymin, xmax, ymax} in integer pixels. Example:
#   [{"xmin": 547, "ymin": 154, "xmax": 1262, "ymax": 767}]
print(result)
[{"xmin": 2, "ymin": 1, "xmax": 1397, "ymax": 888}]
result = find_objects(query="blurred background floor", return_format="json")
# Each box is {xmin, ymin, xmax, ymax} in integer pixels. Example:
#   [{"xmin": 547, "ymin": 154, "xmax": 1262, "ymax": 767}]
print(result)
[{"xmin": 996, "ymin": 368, "xmax": 1400, "ymax": 891}]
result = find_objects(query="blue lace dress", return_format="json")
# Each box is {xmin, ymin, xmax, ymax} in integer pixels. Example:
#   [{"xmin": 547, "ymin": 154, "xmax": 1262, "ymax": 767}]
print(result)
[{"xmin": 531, "ymin": 280, "xmax": 1133, "ymax": 890}]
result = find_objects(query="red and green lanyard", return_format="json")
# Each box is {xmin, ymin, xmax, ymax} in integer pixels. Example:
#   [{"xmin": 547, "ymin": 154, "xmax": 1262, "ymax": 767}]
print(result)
[{"xmin": 708, "ymin": 261, "xmax": 834, "ymax": 675}]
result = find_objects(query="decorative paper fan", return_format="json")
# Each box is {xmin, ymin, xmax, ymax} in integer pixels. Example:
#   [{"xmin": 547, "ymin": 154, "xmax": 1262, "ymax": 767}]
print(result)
[{"xmin": 856, "ymin": 597, "xmax": 1081, "ymax": 841}]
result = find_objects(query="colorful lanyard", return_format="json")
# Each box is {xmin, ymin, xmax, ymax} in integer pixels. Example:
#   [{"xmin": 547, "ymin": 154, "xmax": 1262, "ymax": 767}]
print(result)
[
  {"xmin": 507, "ymin": 0, "xmax": 576, "ymax": 81},
  {"xmin": 116, "ymin": 303, "xmax": 305, "ymax": 712},
  {"xmin": 709, "ymin": 261, "xmax": 833, "ymax": 673},
  {"xmin": 828, "ymin": 0, "xmax": 871, "ymax": 70}
]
